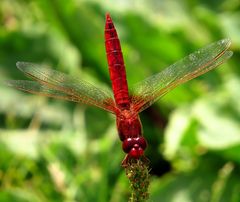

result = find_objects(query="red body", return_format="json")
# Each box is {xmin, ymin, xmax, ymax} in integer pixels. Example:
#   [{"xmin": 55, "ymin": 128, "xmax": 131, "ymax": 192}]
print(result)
[
  {"xmin": 105, "ymin": 13, "xmax": 147, "ymax": 164},
  {"xmin": 105, "ymin": 14, "xmax": 130, "ymax": 110},
  {"xmin": 8, "ymin": 13, "xmax": 232, "ymax": 167}
]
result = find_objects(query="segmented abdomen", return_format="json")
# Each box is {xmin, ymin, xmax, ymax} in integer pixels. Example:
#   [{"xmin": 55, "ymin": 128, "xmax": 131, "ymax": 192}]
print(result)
[{"xmin": 105, "ymin": 14, "xmax": 130, "ymax": 110}]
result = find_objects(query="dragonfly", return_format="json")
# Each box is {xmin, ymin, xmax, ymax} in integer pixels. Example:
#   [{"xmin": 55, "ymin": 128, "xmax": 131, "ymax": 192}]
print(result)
[{"xmin": 6, "ymin": 13, "xmax": 232, "ymax": 167}]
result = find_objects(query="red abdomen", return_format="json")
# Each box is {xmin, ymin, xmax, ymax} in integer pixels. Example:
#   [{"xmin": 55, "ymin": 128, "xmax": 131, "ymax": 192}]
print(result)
[{"xmin": 105, "ymin": 13, "xmax": 130, "ymax": 110}]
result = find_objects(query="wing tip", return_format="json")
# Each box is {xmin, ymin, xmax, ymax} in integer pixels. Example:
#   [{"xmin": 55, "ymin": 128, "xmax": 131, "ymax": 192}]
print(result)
[
  {"xmin": 219, "ymin": 38, "xmax": 231, "ymax": 49},
  {"xmin": 4, "ymin": 80, "xmax": 13, "ymax": 87},
  {"xmin": 16, "ymin": 61, "xmax": 38, "ymax": 70},
  {"xmin": 5, "ymin": 79, "xmax": 15, "ymax": 84},
  {"xmin": 16, "ymin": 61, "xmax": 27, "ymax": 71},
  {"xmin": 226, "ymin": 50, "xmax": 233, "ymax": 58},
  {"xmin": 4, "ymin": 80, "xmax": 20, "ymax": 88}
]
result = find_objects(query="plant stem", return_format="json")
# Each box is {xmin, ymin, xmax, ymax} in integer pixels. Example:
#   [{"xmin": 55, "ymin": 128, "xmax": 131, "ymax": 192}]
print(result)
[{"xmin": 125, "ymin": 158, "xmax": 150, "ymax": 202}]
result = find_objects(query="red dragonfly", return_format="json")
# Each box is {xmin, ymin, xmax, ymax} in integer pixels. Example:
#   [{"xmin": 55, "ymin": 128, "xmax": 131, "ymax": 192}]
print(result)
[{"xmin": 7, "ymin": 13, "xmax": 232, "ymax": 166}]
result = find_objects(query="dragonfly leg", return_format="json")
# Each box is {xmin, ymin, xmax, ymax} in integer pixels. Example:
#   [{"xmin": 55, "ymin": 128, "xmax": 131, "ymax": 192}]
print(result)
[
  {"xmin": 121, "ymin": 155, "xmax": 150, "ymax": 168},
  {"xmin": 121, "ymin": 154, "xmax": 130, "ymax": 168}
]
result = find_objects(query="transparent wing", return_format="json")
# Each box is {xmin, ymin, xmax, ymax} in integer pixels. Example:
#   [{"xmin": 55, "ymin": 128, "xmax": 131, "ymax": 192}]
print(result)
[
  {"xmin": 6, "ymin": 80, "xmax": 86, "ymax": 101},
  {"xmin": 130, "ymin": 39, "xmax": 233, "ymax": 113},
  {"xmin": 6, "ymin": 62, "xmax": 117, "ymax": 113}
]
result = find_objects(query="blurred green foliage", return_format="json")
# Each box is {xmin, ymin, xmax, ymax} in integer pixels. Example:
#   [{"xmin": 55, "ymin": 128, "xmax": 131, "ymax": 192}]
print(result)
[{"xmin": 0, "ymin": 0, "xmax": 240, "ymax": 201}]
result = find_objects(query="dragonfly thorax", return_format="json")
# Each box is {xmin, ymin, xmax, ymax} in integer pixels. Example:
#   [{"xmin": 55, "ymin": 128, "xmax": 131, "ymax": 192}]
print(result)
[{"xmin": 116, "ymin": 110, "xmax": 142, "ymax": 140}]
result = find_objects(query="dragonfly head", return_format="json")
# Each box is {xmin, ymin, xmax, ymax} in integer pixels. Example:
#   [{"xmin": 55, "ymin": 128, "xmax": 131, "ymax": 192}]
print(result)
[{"xmin": 122, "ymin": 137, "xmax": 147, "ymax": 158}]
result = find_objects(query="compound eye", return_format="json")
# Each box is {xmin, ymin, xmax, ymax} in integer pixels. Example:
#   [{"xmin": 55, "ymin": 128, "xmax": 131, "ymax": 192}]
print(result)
[
  {"xmin": 136, "ymin": 137, "xmax": 147, "ymax": 150},
  {"xmin": 122, "ymin": 138, "xmax": 134, "ymax": 153}
]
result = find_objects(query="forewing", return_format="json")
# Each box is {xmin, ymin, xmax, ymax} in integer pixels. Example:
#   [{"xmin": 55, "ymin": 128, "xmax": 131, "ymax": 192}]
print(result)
[
  {"xmin": 130, "ymin": 39, "xmax": 233, "ymax": 113},
  {"xmin": 7, "ymin": 62, "xmax": 117, "ymax": 113}
]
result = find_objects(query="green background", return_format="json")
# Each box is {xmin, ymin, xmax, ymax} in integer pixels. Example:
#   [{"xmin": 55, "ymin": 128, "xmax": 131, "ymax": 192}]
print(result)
[{"xmin": 0, "ymin": 0, "xmax": 240, "ymax": 201}]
